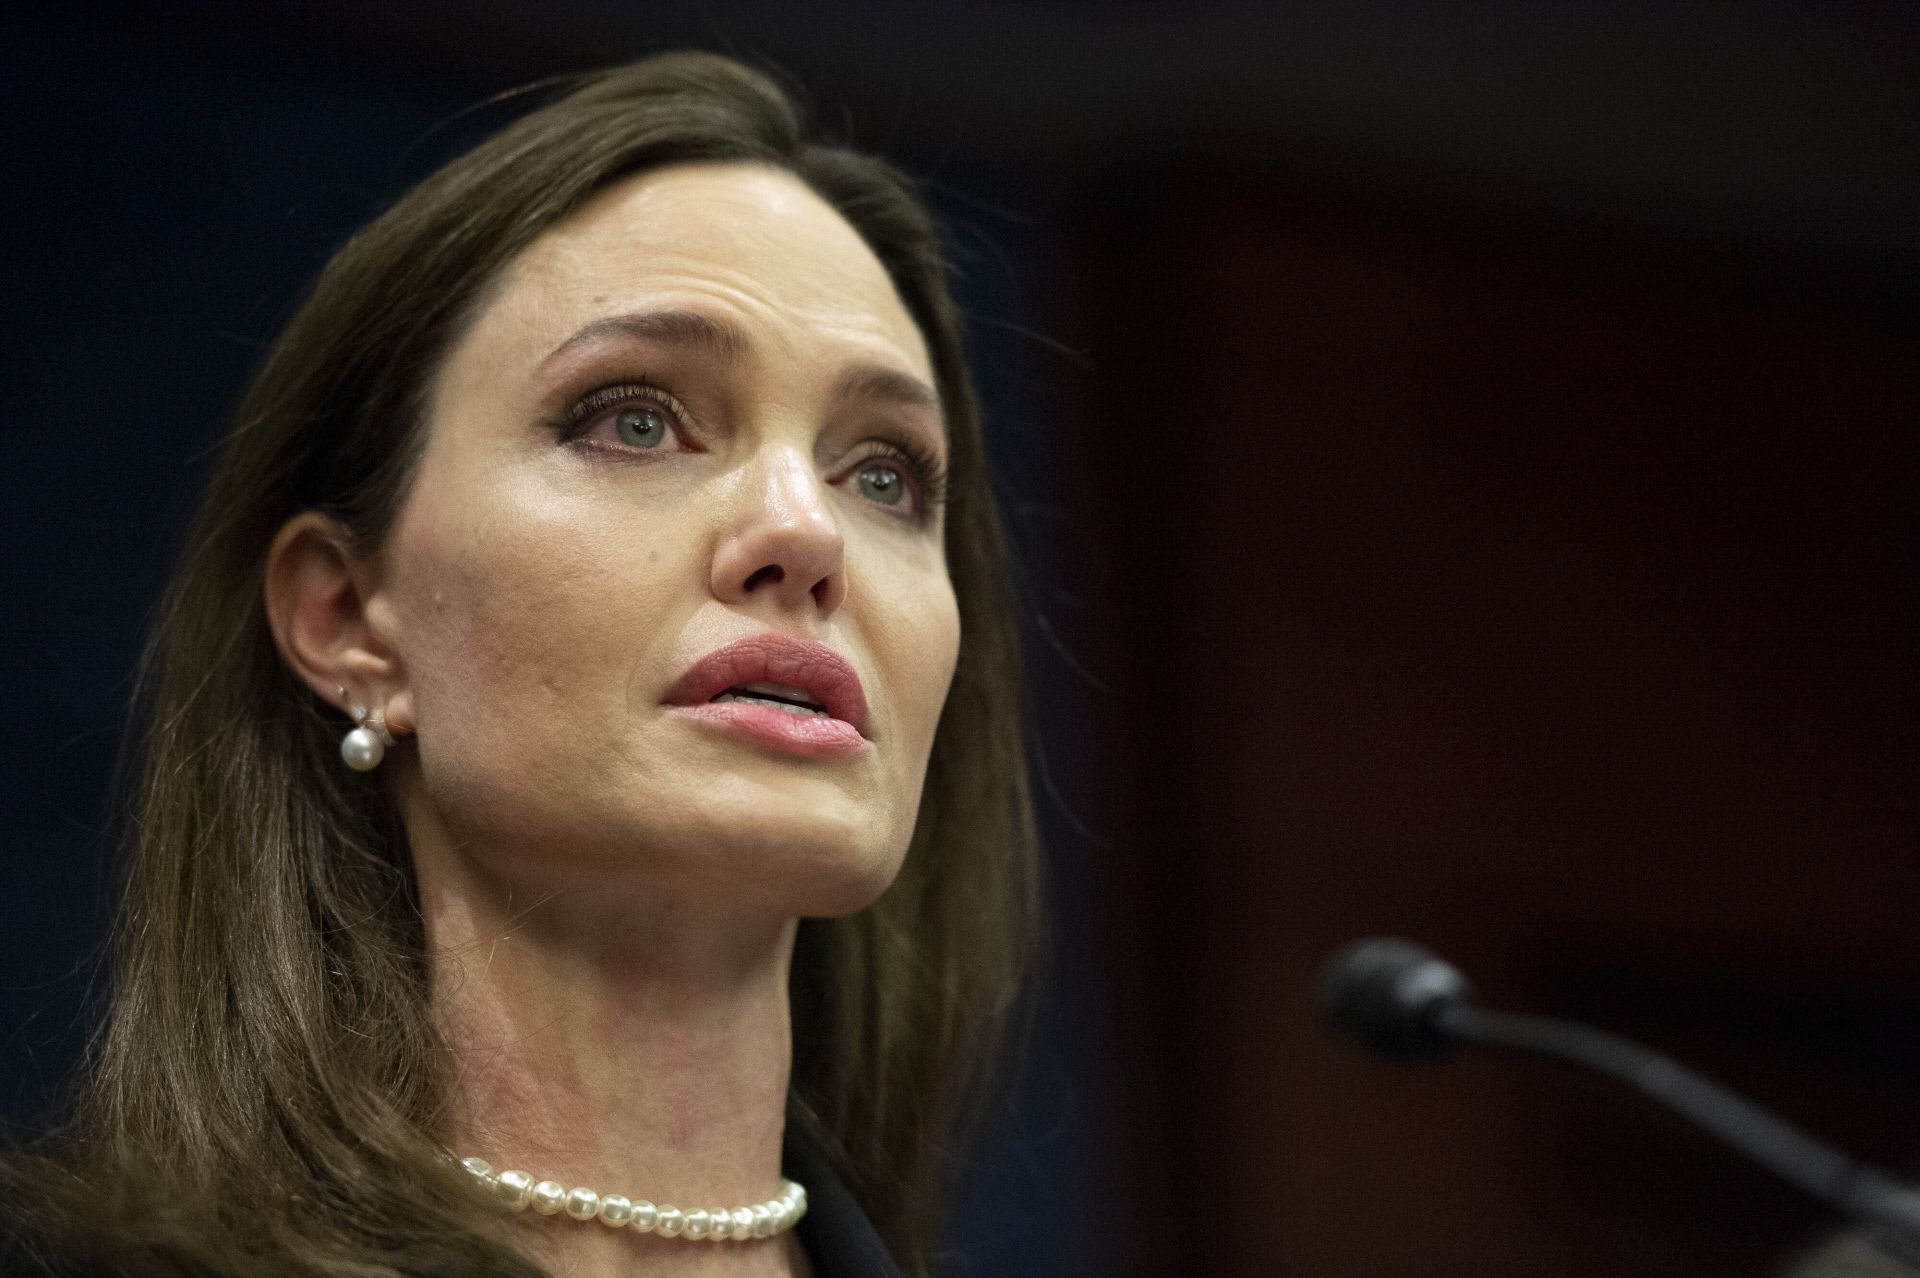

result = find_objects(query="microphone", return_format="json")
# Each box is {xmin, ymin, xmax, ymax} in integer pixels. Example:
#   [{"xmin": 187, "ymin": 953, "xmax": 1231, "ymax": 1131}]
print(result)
[{"xmin": 1319, "ymin": 937, "xmax": 1920, "ymax": 1269}]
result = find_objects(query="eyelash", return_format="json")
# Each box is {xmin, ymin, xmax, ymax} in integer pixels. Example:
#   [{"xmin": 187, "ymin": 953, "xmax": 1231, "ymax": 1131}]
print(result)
[
  {"xmin": 558, "ymin": 379, "xmax": 690, "ymax": 439},
  {"xmin": 552, "ymin": 380, "xmax": 951, "ymax": 521}
]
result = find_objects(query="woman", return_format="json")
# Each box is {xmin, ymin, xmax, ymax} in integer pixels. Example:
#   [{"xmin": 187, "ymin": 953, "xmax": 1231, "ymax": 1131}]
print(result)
[{"xmin": 1, "ymin": 52, "xmax": 1040, "ymax": 1278}]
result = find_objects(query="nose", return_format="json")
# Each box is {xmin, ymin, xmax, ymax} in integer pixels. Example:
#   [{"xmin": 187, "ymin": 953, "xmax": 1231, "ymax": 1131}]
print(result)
[{"xmin": 710, "ymin": 444, "xmax": 847, "ymax": 616}]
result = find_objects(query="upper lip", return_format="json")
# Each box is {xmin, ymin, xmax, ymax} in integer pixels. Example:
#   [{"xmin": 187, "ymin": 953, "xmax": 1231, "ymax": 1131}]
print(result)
[{"xmin": 665, "ymin": 633, "xmax": 870, "ymax": 736}]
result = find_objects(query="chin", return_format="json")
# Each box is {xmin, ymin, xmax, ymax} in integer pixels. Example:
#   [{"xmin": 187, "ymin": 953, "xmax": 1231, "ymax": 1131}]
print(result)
[
  {"xmin": 784, "ymin": 849, "xmax": 904, "ymax": 919},
  {"xmin": 691, "ymin": 806, "xmax": 909, "ymax": 919},
  {"xmin": 417, "ymin": 762, "xmax": 913, "ymax": 916}
]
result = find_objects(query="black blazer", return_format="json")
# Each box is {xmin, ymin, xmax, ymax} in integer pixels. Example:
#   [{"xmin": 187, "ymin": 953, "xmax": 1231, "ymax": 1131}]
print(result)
[
  {"xmin": 786, "ymin": 1132, "xmax": 906, "ymax": 1278},
  {"xmin": 0, "ymin": 1137, "xmax": 903, "ymax": 1278}
]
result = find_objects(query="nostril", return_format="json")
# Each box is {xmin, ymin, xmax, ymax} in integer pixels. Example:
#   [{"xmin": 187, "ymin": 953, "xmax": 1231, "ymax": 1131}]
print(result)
[{"xmin": 743, "ymin": 564, "xmax": 783, "ymax": 591}]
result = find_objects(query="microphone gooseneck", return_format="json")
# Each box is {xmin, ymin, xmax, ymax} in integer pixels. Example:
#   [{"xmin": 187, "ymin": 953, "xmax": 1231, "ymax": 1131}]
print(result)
[
  {"xmin": 1318, "ymin": 937, "xmax": 1920, "ymax": 1270},
  {"xmin": 1316, "ymin": 938, "xmax": 1474, "ymax": 1061}
]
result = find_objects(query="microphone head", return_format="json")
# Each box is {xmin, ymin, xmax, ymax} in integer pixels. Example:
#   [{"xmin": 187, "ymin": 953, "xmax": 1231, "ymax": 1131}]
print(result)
[{"xmin": 1317, "ymin": 937, "xmax": 1474, "ymax": 1060}]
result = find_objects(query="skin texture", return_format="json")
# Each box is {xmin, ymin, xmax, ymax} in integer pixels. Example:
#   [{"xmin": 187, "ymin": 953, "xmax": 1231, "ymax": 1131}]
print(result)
[{"xmin": 266, "ymin": 162, "xmax": 961, "ymax": 1277}]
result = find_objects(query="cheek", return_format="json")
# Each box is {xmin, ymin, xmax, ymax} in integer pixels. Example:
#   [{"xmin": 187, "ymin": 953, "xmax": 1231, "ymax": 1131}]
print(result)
[
  {"xmin": 881, "ymin": 572, "xmax": 961, "ymax": 766},
  {"xmin": 386, "ymin": 477, "xmax": 692, "ymax": 836},
  {"xmin": 867, "ymin": 578, "xmax": 959, "ymax": 898}
]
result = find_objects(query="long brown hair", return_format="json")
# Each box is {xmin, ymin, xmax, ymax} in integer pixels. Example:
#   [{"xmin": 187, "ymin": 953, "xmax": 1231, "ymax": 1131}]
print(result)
[{"xmin": 3, "ymin": 52, "xmax": 1040, "ymax": 1277}]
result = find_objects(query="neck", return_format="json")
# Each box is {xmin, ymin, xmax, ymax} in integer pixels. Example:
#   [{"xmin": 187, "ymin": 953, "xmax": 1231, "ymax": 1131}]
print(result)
[{"xmin": 417, "ymin": 830, "xmax": 807, "ymax": 1277}]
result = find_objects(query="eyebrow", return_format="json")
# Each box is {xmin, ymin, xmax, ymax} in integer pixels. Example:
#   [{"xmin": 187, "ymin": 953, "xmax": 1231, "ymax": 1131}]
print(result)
[
  {"xmin": 833, "ymin": 363, "xmax": 942, "ymax": 418},
  {"xmin": 541, "ymin": 309, "xmax": 749, "ymax": 369},
  {"xmin": 541, "ymin": 307, "xmax": 943, "ymax": 427}
]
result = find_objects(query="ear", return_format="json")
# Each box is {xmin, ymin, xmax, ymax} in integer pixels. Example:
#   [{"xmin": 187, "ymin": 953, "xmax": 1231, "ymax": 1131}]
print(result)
[{"xmin": 263, "ymin": 512, "xmax": 415, "ymax": 736}]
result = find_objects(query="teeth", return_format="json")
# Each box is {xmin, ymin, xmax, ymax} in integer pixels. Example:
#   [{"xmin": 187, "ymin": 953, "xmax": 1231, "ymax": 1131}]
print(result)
[
  {"xmin": 713, "ymin": 693, "xmax": 829, "ymax": 716},
  {"xmin": 731, "ymin": 680, "xmax": 821, "ymax": 705}
]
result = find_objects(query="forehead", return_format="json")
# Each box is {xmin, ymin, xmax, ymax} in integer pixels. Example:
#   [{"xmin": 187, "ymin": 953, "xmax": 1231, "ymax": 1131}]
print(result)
[{"xmin": 486, "ymin": 161, "xmax": 932, "ymax": 380}]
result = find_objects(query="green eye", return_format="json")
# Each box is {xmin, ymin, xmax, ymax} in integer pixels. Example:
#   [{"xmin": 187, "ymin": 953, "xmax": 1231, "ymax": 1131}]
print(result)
[
  {"xmin": 856, "ymin": 464, "xmax": 905, "ymax": 506},
  {"xmin": 614, "ymin": 406, "xmax": 669, "ymax": 448}
]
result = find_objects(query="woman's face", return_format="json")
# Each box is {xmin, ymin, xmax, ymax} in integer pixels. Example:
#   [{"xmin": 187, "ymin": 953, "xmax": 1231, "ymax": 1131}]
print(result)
[{"xmin": 370, "ymin": 161, "xmax": 959, "ymax": 919}]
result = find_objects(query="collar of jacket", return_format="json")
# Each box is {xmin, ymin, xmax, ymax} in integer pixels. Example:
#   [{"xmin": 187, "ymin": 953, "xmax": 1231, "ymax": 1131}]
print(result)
[{"xmin": 783, "ymin": 1128, "xmax": 907, "ymax": 1278}]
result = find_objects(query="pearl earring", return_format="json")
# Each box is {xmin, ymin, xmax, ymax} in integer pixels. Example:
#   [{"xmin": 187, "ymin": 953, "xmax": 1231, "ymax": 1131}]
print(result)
[{"xmin": 338, "ymin": 687, "xmax": 395, "ymax": 772}]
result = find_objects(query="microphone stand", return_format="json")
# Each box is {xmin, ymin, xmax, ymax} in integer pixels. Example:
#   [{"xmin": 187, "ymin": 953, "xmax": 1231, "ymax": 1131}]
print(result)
[{"xmin": 1440, "ymin": 1003, "xmax": 1920, "ymax": 1269}]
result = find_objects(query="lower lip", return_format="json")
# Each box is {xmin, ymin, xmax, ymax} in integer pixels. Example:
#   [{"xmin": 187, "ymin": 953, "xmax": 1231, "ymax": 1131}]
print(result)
[{"xmin": 669, "ymin": 701, "xmax": 868, "ymax": 758}]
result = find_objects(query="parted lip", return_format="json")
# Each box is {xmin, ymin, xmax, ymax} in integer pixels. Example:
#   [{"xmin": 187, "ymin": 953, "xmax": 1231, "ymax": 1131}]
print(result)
[{"xmin": 664, "ymin": 632, "xmax": 871, "ymax": 737}]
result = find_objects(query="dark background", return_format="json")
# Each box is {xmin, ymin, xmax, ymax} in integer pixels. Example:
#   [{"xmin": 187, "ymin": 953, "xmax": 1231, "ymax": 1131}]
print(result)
[{"xmin": 5, "ymin": 5, "xmax": 1916, "ymax": 1276}]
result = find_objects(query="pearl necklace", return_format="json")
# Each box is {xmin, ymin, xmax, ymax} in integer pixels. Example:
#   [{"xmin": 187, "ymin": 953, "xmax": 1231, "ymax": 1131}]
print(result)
[{"xmin": 459, "ymin": 1156, "xmax": 807, "ymax": 1242}]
